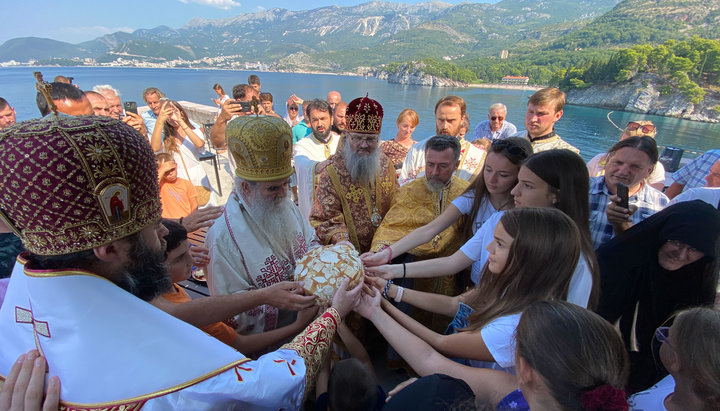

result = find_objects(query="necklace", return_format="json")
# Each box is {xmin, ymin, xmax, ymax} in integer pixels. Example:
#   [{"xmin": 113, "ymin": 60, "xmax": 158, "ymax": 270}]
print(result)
[{"xmin": 361, "ymin": 172, "xmax": 384, "ymax": 228}]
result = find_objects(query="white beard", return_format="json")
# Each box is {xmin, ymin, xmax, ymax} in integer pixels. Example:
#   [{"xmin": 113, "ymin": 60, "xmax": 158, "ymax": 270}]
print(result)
[
  {"xmin": 425, "ymin": 178, "xmax": 446, "ymax": 193},
  {"xmin": 240, "ymin": 187, "xmax": 296, "ymax": 251},
  {"xmin": 343, "ymin": 141, "xmax": 381, "ymax": 186}
]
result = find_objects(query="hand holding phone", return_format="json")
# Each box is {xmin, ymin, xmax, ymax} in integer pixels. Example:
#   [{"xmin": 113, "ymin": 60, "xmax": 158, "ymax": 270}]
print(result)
[
  {"xmin": 123, "ymin": 101, "xmax": 138, "ymax": 115},
  {"xmin": 616, "ymin": 182, "xmax": 629, "ymax": 210}
]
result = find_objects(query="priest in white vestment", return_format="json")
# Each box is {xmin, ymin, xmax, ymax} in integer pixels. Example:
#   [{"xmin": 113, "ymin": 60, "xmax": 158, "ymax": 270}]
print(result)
[
  {"xmin": 207, "ymin": 114, "xmax": 323, "ymax": 335},
  {"xmin": 293, "ymin": 99, "xmax": 341, "ymax": 220},
  {"xmin": 399, "ymin": 96, "xmax": 486, "ymax": 185},
  {"xmin": 0, "ymin": 115, "xmax": 361, "ymax": 410}
]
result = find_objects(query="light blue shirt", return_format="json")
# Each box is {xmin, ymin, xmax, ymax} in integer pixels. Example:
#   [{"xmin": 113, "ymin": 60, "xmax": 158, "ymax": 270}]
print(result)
[
  {"xmin": 471, "ymin": 119, "xmax": 517, "ymax": 142},
  {"xmin": 142, "ymin": 110, "xmax": 158, "ymax": 136}
]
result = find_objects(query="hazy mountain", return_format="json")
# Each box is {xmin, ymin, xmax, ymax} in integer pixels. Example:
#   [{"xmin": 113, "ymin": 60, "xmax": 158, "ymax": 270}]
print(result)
[{"xmin": 0, "ymin": 0, "xmax": 621, "ymax": 68}]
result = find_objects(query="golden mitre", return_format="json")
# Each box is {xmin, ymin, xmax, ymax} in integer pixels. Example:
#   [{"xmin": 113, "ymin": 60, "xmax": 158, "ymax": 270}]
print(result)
[{"xmin": 226, "ymin": 115, "xmax": 294, "ymax": 182}]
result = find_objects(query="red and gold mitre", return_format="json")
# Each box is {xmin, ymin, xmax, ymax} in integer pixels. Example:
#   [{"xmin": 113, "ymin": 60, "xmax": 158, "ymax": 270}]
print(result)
[
  {"xmin": 345, "ymin": 95, "xmax": 383, "ymax": 135},
  {"xmin": 226, "ymin": 115, "xmax": 294, "ymax": 182},
  {"xmin": 0, "ymin": 116, "xmax": 161, "ymax": 255}
]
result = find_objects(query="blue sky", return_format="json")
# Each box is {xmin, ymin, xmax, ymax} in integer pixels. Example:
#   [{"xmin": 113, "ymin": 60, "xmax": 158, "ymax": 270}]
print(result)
[{"xmin": 0, "ymin": 0, "xmax": 495, "ymax": 45}]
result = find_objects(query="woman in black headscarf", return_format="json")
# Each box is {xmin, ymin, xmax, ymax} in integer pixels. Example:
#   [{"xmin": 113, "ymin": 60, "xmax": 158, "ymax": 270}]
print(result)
[{"xmin": 596, "ymin": 200, "xmax": 720, "ymax": 393}]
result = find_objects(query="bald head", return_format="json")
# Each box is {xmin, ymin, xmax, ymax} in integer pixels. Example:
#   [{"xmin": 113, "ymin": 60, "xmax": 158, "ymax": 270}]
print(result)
[
  {"xmin": 333, "ymin": 101, "xmax": 347, "ymax": 132},
  {"xmin": 327, "ymin": 91, "xmax": 341, "ymax": 110},
  {"xmin": 85, "ymin": 91, "xmax": 110, "ymax": 117}
]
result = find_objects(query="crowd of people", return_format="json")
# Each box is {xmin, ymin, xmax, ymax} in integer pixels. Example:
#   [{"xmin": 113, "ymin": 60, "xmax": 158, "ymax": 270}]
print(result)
[{"xmin": 0, "ymin": 72, "xmax": 719, "ymax": 411}]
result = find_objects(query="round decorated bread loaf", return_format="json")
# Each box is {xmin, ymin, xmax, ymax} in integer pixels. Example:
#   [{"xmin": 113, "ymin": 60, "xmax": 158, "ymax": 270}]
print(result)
[{"xmin": 293, "ymin": 244, "xmax": 365, "ymax": 304}]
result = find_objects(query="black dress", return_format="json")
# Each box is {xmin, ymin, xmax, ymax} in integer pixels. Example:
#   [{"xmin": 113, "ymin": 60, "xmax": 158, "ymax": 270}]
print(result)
[{"xmin": 596, "ymin": 200, "xmax": 720, "ymax": 393}]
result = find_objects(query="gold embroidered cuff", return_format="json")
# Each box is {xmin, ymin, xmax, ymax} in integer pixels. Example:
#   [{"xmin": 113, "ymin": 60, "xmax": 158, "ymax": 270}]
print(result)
[{"xmin": 281, "ymin": 308, "xmax": 340, "ymax": 398}]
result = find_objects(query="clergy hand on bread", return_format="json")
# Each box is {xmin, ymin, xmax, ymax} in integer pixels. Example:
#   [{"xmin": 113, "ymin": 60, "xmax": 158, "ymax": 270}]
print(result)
[
  {"xmin": 261, "ymin": 281, "xmax": 317, "ymax": 311},
  {"xmin": 122, "ymin": 111, "xmax": 148, "ymax": 137},
  {"xmin": 181, "ymin": 206, "xmax": 224, "ymax": 232},
  {"xmin": 360, "ymin": 249, "xmax": 391, "ymax": 267},
  {"xmin": 0, "ymin": 350, "xmax": 60, "ymax": 411},
  {"xmin": 363, "ymin": 264, "xmax": 399, "ymax": 280},
  {"xmin": 330, "ymin": 277, "xmax": 364, "ymax": 318}
]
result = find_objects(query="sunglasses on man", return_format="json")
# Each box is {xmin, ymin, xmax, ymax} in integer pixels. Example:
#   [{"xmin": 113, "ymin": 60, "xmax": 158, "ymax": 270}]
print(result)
[{"xmin": 626, "ymin": 122, "xmax": 656, "ymax": 134}]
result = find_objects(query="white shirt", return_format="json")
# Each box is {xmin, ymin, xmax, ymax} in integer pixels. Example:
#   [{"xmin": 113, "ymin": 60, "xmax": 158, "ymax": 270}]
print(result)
[
  {"xmin": 480, "ymin": 313, "xmax": 522, "ymax": 372},
  {"xmin": 668, "ymin": 187, "xmax": 720, "ymax": 209},
  {"xmin": 451, "ymin": 192, "xmax": 498, "ymax": 235},
  {"xmin": 459, "ymin": 211, "xmax": 593, "ymax": 308},
  {"xmin": 628, "ymin": 374, "xmax": 674, "ymax": 411},
  {"xmin": 293, "ymin": 132, "xmax": 341, "ymax": 220}
]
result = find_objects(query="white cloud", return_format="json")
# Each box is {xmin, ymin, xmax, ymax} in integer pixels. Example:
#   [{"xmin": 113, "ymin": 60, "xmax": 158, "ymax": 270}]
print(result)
[{"xmin": 178, "ymin": 0, "xmax": 242, "ymax": 10}]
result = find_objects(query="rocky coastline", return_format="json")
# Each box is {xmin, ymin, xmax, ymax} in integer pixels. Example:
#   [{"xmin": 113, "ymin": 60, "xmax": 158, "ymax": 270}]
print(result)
[
  {"xmin": 566, "ymin": 74, "xmax": 720, "ymax": 124},
  {"xmin": 375, "ymin": 68, "xmax": 467, "ymax": 88}
]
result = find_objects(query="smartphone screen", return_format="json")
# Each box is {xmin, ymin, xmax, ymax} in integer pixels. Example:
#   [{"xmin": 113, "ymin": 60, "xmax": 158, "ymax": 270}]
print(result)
[
  {"xmin": 616, "ymin": 182, "xmax": 629, "ymax": 210},
  {"xmin": 124, "ymin": 101, "xmax": 138, "ymax": 115}
]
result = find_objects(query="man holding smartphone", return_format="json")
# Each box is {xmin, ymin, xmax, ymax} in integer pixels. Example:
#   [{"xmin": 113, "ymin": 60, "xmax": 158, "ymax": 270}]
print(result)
[
  {"xmin": 589, "ymin": 136, "xmax": 669, "ymax": 248},
  {"xmin": 93, "ymin": 84, "xmax": 148, "ymax": 138},
  {"xmin": 209, "ymin": 83, "xmax": 264, "ymax": 149}
]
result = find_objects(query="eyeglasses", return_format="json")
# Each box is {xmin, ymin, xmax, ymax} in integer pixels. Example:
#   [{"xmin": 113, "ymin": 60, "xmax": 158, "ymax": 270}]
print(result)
[
  {"xmin": 665, "ymin": 239, "xmax": 703, "ymax": 257},
  {"xmin": 655, "ymin": 326, "xmax": 671, "ymax": 347},
  {"xmin": 490, "ymin": 116, "xmax": 505, "ymax": 121},
  {"xmin": 626, "ymin": 122, "xmax": 656, "ymax": 134},
  {"xmin": 288, "ymin": 107, "xmax": 298, "ymax": 111},
  {"xmin": 491, "ymin": 139, "xmax": 528, "ymax": 158},
  {"xmin": 349, "ymin": 134, "xmax": 379, "ymax": 145}
]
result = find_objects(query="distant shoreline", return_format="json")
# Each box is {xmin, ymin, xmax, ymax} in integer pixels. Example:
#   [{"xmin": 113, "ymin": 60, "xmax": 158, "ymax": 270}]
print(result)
[{"xmin": 468, "ymin": 83, "xmax": 544, "ymax": 91}]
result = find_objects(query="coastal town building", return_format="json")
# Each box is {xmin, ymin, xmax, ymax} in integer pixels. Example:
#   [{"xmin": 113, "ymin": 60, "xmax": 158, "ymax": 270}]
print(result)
[{"xmin": 501, "ymin": 76, "xmax": 529, "ymax": 85}]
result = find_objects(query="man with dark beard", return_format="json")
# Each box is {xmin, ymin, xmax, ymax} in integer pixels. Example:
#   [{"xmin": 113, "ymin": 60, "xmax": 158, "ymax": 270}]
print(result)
[
  {"xmin": 310, "ymin": 95, "xmax": 398, "ymax": 254},
  {"xmin": 0, "ymin": 115, "xmax": 361, "ymax": 409},
  {"xmin": 367, "ymin": 135, "xmax": 469, "ymax": 331},
  {"xmin": 294, "ymin": 99, "xmax": 342, "ymax": 219},
  {"xmin": 206, "ymin": 116, "xmax": 322, "ymax": 336},
  {"xmin": 399, "ymin": 95, "xmax": 487, "ymax": 185}
]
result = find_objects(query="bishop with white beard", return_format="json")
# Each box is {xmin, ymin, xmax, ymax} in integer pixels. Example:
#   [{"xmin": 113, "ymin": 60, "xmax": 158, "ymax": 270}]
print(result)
[{"xmin": 206, "ymin": 116, "xmax": 319, "ymax": 335}]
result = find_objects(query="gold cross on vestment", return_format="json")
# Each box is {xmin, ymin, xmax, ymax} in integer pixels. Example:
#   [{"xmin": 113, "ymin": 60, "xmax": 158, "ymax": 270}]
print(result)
[{"xmin": 346, "ymin": 184, "xmax": 363, "ymax": 203}]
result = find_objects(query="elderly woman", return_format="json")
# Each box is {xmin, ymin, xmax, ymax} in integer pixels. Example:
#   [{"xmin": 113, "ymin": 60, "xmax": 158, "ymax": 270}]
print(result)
[{"xmin": 596, "ymin": 200, "xmax": 720, "ymax": 393}]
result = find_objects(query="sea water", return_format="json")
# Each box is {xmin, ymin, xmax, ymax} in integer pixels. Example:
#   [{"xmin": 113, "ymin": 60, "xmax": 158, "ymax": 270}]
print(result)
[{"xmin": 2, "ymin": 66, "xmax": 719, "ymax": 161}]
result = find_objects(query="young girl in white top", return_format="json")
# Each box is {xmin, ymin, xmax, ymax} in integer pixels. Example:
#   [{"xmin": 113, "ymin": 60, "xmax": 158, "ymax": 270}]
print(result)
[
  {"xmin": 366, "ymin": 208, "xmax": 580, "ymax": 372},
  {"xmin": 151, "ymin": 100, "xmax": 215, "ymax": 206},
  {"xmin": 361, "ymin": 137, "xmax": 532, "ymax": 268},
  {"xmin": 629, "ymin": 307, "xmax": 720, "ymax": 411},
  {"xmin": 367, "ymin": 149, "xmax": 599, "ymax": 309}
]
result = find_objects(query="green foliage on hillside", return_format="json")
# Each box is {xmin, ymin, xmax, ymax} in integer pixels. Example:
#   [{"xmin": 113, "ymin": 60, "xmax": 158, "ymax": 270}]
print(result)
[
  {"xmin": 555, "ymin": 37, "xmax": 720, "ymax": 103},
  {"xmin": 551, "ymin": 0, "xmax": 720, "ymax": 50},
  {"xmin": 455, "ymin": 49, "xmax": 612, "ymax": 85},
  {"xmin": 384, "ymin": 59, "xmax": 478, "ymax": 83}
]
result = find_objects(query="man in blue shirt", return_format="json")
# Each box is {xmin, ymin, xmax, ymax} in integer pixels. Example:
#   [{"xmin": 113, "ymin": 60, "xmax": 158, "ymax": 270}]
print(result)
[
  {"xmin": 665, "ymin": 149, "xmax": 720, "ymax": 199},
  {"xmin": 141, "ymin": 87, "xmax": 167, "ymax": 136},
  {"xmin": 589, "ymin": 136, "xmax": 668, "ymax": 248},
  {"xmin": 471, "ymin": 103, "xmax": 516, "ymax": 142}
]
